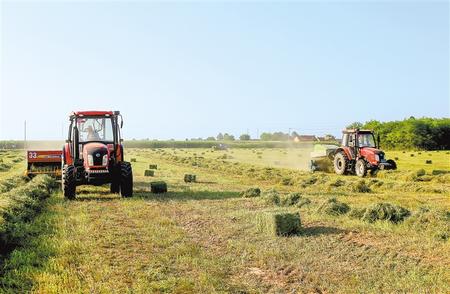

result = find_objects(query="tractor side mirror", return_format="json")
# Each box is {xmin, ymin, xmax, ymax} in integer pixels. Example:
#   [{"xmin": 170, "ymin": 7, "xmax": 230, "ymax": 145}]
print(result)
[
  {"xmin": 377, "ymin": 134, "xmax": 381, "ymax": 148},
  {"xmin": 121, "ymin": 120, "xmax": 123, "ymax": 128}
]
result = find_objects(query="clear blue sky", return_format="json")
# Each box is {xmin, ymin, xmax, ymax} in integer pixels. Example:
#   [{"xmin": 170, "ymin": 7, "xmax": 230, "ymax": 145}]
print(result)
[{"xmin": 1, "ymin": 1, "xmax": 449, "ymax": 140}]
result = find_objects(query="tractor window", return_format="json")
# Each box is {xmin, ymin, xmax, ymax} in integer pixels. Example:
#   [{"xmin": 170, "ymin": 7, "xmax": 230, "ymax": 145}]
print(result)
[
  {"xmin": 358, "ymin": 133, "xmax": 376, "ymax": 148},
  {"xmin": 77, "ymin": 117, "xmax": 114, "ymax": 142}
]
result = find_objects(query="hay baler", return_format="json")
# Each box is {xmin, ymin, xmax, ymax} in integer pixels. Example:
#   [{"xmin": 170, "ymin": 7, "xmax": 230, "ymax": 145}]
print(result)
[{"xmin": 26, "ymin": 150, "xmax": 63, "ymax": 177}]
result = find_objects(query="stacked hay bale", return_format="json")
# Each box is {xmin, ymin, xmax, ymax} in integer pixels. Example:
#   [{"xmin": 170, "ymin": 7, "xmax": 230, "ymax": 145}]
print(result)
[
  {"xmin": 184, "ymin": 174, "xmax": 197, "ymax": 183},
  {"xmin": 150, "ymin": 181, "xmax": 167, "ymax": 193},
  {"xmin": 144, "ymin": 170, "xmax": 154, "ymax": 177},
  {"xmin": 256, "ymin": 211, "xmax": 301, "ymax": 236}
]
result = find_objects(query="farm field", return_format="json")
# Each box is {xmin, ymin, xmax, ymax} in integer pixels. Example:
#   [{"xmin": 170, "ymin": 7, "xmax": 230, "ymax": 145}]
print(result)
[{"xmin": 0, "ymin": 147, "xmax": 449, "ymax": 293}]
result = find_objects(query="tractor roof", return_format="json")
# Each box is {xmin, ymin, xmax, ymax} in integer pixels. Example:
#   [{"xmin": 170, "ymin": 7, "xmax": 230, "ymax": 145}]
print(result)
[
  {"xmin": 72, "ymin": 110, "xmax": 118, "ymax": 117},
  {"xmin": 342, "ymin": 129, "xmax": 374, "ymax": 134}
]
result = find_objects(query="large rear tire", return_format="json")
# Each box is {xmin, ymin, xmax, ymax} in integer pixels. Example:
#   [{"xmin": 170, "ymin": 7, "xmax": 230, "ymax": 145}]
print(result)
[
  {"xmin": 120, "ymin": 162, "xmax": 133, "ymax": 198},
  {"xmin": 334, "ymin": 152, "xmax": 349, "ymax": 175},
  {"xmin": 62, "ymin": 164, "xmax": 76, "ymax": 200},
  {"xmin": 355, "ymin": 159, "xmax": 367, "ymax": 177}
]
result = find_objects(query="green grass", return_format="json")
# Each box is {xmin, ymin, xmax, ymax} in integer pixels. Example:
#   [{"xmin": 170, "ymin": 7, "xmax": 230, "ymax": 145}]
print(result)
[{"xmin": 0, "ymin": 147, "xmax": 448, "ymax": 293}]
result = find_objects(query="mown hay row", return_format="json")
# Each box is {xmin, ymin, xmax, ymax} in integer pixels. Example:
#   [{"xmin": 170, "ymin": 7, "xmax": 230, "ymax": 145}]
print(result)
[{"xmin": 0, "ymin": 175, "xmax": 57, "ymax": 249}]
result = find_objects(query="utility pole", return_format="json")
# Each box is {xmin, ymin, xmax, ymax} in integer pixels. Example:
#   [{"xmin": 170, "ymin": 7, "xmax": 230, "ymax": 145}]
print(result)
[{"xmin": 24, "ymin": 120, "xmax": 27, "ymax": 150}]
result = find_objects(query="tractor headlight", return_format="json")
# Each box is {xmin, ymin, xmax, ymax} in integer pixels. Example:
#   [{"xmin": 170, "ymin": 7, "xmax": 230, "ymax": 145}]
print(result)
[
  {"xmin": 102, "ymin": 154, "xmax": 108, "ymax": 166},
  {"xmin": 87, "ymin": 155, "xmax": 94, "ymax": 166},
  {"xmin": 375, "ymin": 154, "xmax": 380, "ymax": 162}
]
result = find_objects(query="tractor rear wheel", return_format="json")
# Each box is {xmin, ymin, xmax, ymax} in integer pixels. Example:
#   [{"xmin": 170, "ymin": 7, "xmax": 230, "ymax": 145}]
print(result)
[
  {"xmin": 119, "ymin": 161, "xmax": 133, "ymax": 198},
  {"xmin": 62, "ymin": 164, "xmax": 76, "ymax": 200},
  {"xmin": 334, "ymin": 152, "xmax": 349, "ymax": 175},
  {"xmin": 355, "ymin": 159, "xmax": 367, "ymax": 177}
]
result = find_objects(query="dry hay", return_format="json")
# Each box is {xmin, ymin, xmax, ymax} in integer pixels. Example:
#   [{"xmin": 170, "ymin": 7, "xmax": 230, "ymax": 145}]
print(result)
[
  {"xmin": 318, "ymin": 198, "xmax": 350, "ymax": 216},
  {"xmin": 350, "ymin": 180, "xmax": 371, "ymax": 193},
  {"xmin": 279, "ymin": 192, "xmax": 311, "ymax": 208},
  {"xmin": 241, "ymin": 187, "xmax": 261, "ymax": 198},
  {"xmin": 360, "ymin": 202, "xmax": 410, "ymax": 223},
  {"xmin": 261, "ymin": 189, "xmax": 281, "ymax": 205},
  {"xmin": 256, "ymin": 211, "xmax": 301, "ymax": 236}
]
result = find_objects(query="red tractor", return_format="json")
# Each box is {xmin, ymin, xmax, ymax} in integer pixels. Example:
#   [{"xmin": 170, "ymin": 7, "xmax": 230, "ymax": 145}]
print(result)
[
  {"xmin": 333, "ymin": 129, "xmax": 397, "ymax": 177},
  {"xmin": 62, "ymin": 110, "xmax": 133, "ymax": 199}
]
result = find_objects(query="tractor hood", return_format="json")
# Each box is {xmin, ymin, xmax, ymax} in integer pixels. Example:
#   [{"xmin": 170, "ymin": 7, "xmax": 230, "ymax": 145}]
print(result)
[
  {"xmin": 82, "ymin": 142, "xmax": 109, "ymax": 167},
  {"xmin": 360, "ymin": 147, "xmax": 384, "ymax": 165}
]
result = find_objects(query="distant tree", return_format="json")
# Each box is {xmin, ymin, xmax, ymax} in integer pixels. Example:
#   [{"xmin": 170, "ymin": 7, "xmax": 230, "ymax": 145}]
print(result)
[
  {"xmin": 223, "ymin": 133, "xmax": 235, "ymax": 141},
  {"xmin": 260, "ymin": 132, "xmax": 272, "ymax": 141},
  {"xmin": 206, "ymin": 136, "xmax": 216, "ymax": 141},
  {"xmin": 217, "ymin": 133, "xmax": 224, "ymax": 140},
  {"xmin": 347, "ymin": 122, "xmax": 364, "ymax": 129},
  {"xmin": 239, "ymin": 134, "xmax": 251, "ymax": 141}
]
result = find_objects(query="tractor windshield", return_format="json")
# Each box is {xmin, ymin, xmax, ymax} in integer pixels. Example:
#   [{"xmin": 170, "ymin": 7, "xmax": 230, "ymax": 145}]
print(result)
[
  {"xmin": 357, "ymin": 133, "xmax": 376, "ymax": 148},
  {"xmin": 77, "ymin": 117, "xmax": 114, "ymax": 142}
]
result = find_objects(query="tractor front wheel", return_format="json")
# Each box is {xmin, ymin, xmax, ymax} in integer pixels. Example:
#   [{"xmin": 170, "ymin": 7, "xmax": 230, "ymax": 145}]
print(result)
[
  {"xmin": 386, "ymin": 159, "xmax": 397, "ymax": 170},
  {"xmin": 120, "ymin": 162, "xmax": 133, "ymax": 198},
  {"xmin": 62, "ymin": 164, "xmax": 76, "ymax": 200},
  {"xmin": 334, "ymin": 152, "xmax": 349, "ymax": 175},
  {"xmin": 355, "ymin": 159, "xmax": 367, "ymax": 177}
]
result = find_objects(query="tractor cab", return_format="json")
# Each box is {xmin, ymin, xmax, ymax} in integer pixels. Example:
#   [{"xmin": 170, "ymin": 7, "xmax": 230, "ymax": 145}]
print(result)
[{"xmin": 62, "ymin": 110, "xmax": 132, "ymax": 199}]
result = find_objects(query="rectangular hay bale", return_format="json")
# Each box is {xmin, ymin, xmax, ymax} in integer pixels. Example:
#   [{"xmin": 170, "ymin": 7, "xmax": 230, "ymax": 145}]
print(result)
[
  {"xmin": 144, "ymin": 170, "xmax": 154, "ymax": 177},
  {"xmin": 256, "ymin": 211, "xmax": 301, "ymax": 236},
  {"xmin": 184, "ymin": 174, "xmax": 197, "ymax": 183},
  {"xmin": 150, "ymin": 181, "xmax": 167, "ymax": 193},
  {"xmin": 149, "ymin": 164, "xmax": 158, "ymax": 169}
]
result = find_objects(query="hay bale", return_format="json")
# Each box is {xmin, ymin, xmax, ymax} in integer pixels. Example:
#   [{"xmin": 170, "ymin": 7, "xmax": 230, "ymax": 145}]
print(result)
[
  {"xmin": 130, "ymin": 158, "xmax": 137, "ymax": 162},
  {"xmin": 144, "ymin": 170, "xmax": 154, "ymax": 177},
  {"xmin": 256, "ymin": 211, "xmax": 301, "ymax": 236},
  {"xmin": 394, "ymin": 157, "xmax": 399, "ymax": 160},
  {"xmin": 150, "ymin": 181, "xmax": 167, "ymax": 193},
  {"xmin": 416, "ymin": 169, "xmax": 426, "ymax": 177},
  {"xmin": 318, "ymin": 198, "xmax": 350, "ymax": 216},
  {"xmin": 410, "ymin": 154, "xmax": 414, "ymax": 157},
  {"xmin": 149, "ymin": 164, "xmax": 158, "ymax": 169},
  {"xmin": 184, "ymin": 174, "xmax": 197, "ymax": 183},
  {"xmin": 361, "ymin": 203, "xmax": 410, "ymax": 223},
  {"xmin": 425, "ymin": 160, "xmax": 432, "ymax": 164},
  {"xmin": 241, "ymin": 187, "xmax": 261, "ymax": 198},
  {"xmin": 261, "ymin": 189, "xmax": 280, "ymax": 205}
]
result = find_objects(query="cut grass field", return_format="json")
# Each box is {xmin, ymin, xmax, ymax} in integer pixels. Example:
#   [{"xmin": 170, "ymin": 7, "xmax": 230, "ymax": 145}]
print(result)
[{"xmin": 0, "ymin": 148, "xmax": 449, "ymax": 293}]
